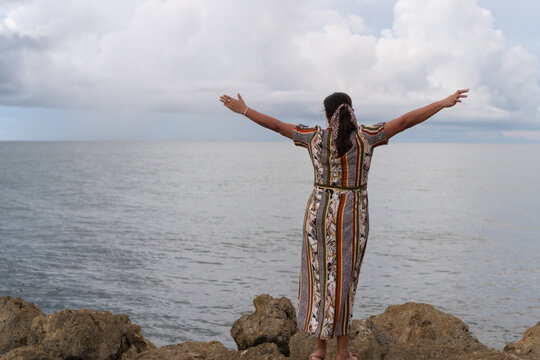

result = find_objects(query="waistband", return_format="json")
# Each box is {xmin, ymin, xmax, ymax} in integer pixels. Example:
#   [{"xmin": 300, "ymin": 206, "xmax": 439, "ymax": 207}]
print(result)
[{"xmin": 314, "ymin": 183, "xmax": 367, "ymax": 191}]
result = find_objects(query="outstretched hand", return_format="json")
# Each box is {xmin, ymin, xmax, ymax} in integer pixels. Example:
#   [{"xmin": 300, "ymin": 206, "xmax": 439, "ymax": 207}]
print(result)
[
  {"xmin": 220, "ymin": 93, "xmax": 248, "ymax": 114},
  {"xmin": 441, "ymin": 89, "xmax": 469, "ymax": 108}
]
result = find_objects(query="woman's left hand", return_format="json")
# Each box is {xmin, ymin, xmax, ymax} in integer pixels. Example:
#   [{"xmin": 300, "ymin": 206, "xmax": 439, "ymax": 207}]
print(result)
[
  {"xmin": 220, "ymin": 93, "xmax": 247, "ymax": 114},
  {"xmin": 441, "ymin": 89, "xmax": 469, "ymax": 108}
]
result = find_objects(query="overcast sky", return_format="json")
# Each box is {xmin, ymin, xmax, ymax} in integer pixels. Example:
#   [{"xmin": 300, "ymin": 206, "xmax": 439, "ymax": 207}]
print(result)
[{"xmin": 1, "ymin": 0, "xmax": 539, "ymax": 142}]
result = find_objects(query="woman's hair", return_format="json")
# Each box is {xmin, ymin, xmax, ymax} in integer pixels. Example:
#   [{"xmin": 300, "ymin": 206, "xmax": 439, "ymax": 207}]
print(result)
[{"xmin": 324, "ymin": 92, "xmax": 356, "ymax": 157}]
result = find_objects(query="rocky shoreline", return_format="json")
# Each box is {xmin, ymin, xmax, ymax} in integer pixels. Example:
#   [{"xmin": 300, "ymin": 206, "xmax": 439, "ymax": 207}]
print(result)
[{"xmin": 1, "ymin": 294, "xmax": 538, "ymax": 360}]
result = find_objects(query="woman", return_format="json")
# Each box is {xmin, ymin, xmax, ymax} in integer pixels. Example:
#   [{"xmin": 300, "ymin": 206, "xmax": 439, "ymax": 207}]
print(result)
[{"xmin": 220, "ymin": 89, "xmax": 468, "ymax": 360}]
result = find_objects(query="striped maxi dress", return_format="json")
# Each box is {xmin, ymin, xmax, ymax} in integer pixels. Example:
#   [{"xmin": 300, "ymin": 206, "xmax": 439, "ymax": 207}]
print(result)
[{"xmin": 292, "ymin": 122, "xmax": 388, "ymax": 339}]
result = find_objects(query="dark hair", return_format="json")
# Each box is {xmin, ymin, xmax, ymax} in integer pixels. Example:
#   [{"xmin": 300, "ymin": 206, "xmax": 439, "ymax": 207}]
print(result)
[{"xmin": 324, "ymin": 92, "xmax": 356, "ymax": 157}]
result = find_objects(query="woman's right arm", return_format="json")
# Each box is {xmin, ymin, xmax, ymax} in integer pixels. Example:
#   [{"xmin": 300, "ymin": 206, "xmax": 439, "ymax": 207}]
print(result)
[
  {"xmin": 384, "ymin": 89, "xmax": 469, "ymax": 140},
  {"xmin": 220, "ymin": 93, "xmax": 296, "ymax": 139}
]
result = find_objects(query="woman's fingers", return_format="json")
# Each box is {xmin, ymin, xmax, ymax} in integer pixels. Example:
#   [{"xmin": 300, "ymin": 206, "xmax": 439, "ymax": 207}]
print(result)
[
  {"xmin": 220, "ymin": 93, "xmax": 243, "ymax": 113},
  {"xmin": 441, "ymin": 89, "xmax": 469, "ymax": 107},
  {"xmin": 220, "ymin": 94, "xmax": 236, "ymax": 108},
  {"xmin": 457, "ymin": 89, "xmax": 469, "ymax": 98},
  {"xmin": 451, "ymin": 89, "xmax": 469, "ymax": 104}
]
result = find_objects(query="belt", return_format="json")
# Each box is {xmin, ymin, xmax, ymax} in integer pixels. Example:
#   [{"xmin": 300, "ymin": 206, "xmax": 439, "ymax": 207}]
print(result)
[{"xmin": 314, "ymin": 183, "xmax": 367, "ymax": 191}]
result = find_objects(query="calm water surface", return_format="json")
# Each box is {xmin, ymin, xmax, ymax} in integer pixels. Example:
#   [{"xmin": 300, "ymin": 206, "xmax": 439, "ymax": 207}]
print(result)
[{"xmin": 0, "ymin": 141, "xmax": 538, "ymax": 350}]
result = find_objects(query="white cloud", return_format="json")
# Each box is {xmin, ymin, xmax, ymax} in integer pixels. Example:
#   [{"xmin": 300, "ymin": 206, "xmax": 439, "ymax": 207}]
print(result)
[{"xmin": 0, "ymin": 0, "xmax": 539, "ymax": 127}]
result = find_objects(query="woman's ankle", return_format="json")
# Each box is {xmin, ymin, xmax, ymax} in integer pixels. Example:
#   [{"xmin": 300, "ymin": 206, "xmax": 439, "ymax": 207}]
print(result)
[{"xmin": 314, "ymin": 339, "xmax": 327, "ymax": 350}]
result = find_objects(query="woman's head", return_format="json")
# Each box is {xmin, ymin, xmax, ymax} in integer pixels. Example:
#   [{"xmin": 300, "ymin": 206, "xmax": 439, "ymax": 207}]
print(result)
[
  {"xmin": 324, "ymin": 92, "xmax": 352, "ymax": 120},
  {"xmin": 324, "ymin": 92, "xmax": 357, "ymax": 157}
]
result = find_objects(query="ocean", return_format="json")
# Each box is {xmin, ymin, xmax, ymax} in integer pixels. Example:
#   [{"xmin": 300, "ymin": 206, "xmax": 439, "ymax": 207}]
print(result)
[{"xmin": 0, "ymin": 141, "xmax": 538, "ymax": 350}]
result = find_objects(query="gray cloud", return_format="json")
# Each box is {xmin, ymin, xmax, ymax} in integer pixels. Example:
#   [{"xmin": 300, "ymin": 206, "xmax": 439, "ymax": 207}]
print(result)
[{"xmin": 0, "ymin": 0, "xmax": 539, "ymax": 130}]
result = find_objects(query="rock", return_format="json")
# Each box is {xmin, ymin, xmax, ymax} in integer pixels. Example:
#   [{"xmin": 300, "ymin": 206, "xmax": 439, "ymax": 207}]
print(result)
[
  {"xmin": 289, "ymin": 319, "xmax": 394, "ymax": 360},
  {"xmin": 0, "ymin": 346, "xmax": 60, "ymax": 360},
  {"xmin": 0, "ymin": 296, "xmax": 45, "ymax": 355},
  {"xmin": 121, "ymin": 338, "xmax": 157, "ymax": 360},
  {"xmin": 235, "ymin": 342, "xmax": 287, "ymax": 359},
  {"xmin": 288, "ymin": 329, "xmax": 317, "ymax": 360},
  {"xmin": 369, "ymin": 302, "xmax": 479, "ymax": 346},
  {"xmin": 230, "ymin": 294, "xmax": 297, "ymax": 356},
  {"xmin": 135, "ymin": 340, "xmax": 236, "ymax": 360},
  {"xmin": 369, "ymin": 302, "xmax": 505, "ymax": 360},
  {"xmin": 383, "ymin": 342, "xmax": 512, "ymax": 360},
  {"xmin": 27, "ymin": 308, "xmax": 154, "ymax": 360},
  {"xmin": 503, "ymin": 321, "xmax": 540, "ymax": 360}
]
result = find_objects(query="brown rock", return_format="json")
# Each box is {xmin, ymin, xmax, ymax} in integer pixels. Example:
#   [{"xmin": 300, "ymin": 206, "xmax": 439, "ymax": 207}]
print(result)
[
  {"xmin": 235, "ymin": 342, "xmax": 287, "ymax": 359},
  {"xmin": 289, "ymin": 319, "xmax": 394, "ymax": 360},
  {"xmin": 27, "ymin": 308, "xmax": 154, "ymax": 360},
  {"xmin": 0, "ymin": 346, "xmax": 60, "ymax": 360},
  {"xmin": 383, "ymin": 342, "xmax": 510, "ymax": 360},
  {"xmin": 135, "ymin": 340, "xmax": 236, "ymax": 360},
  {"xmin": 0, "ymin": 296, "xmax": 45, "ymax": 355},
  {"xmin": 503, "ymin": 321, "xmax": 540, "ymax": 360},
  {"xmin": 288, "ymin": 329, "xmax": 317, "ymax": 360},
  {"xmin": 369, "ymin": 302, "xmax": 506, "ymax": 360},
  {"xmin": 121, "ymin": 338, "xmax": 157, "ymax": 360},
  {"xmin": 370, "ymin": 303, "xmax": 485, "ymax": 348},
  {"xmin": 230, "ymin": 294, "xmax": 297, "ymax": 356}
]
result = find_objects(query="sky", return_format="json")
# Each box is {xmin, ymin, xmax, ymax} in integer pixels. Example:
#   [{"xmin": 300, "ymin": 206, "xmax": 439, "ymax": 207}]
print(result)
[{"xmin": 0, "ymin": 0, "xmax": 539, "ymax": 142}]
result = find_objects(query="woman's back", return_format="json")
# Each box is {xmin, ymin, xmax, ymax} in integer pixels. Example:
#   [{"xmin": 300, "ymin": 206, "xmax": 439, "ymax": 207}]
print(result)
[{"xmin": 293, "ymin": 124, "xmax": 388, "ymax": 189}]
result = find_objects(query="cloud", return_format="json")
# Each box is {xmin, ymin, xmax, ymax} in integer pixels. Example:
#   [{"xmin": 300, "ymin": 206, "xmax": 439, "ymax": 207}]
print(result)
[{"xmin": 0, "ymin": 0, "xmax": 539, "ymax": 128}]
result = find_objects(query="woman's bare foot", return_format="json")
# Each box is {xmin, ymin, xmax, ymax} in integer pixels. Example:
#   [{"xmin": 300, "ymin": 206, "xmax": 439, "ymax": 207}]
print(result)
[{"xmin": 335, "ymin": 350, "xmax": 357, "ymax": 360}]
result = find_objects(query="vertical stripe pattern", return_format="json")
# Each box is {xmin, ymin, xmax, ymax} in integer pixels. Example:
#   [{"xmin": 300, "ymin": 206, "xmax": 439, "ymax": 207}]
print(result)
[{"xmin": 292, "ymin": 123, "xmax": 387, "ymax": 338}]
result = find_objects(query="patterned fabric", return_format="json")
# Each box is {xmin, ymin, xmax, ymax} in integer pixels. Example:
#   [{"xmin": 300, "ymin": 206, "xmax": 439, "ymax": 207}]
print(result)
[
  {"xmin": 293, "ymin": 122, "xmax": 387, "ymax": 339},
  {"xmin": 328, "ymin": 104, "xmax": 358, "ymax": 144}
]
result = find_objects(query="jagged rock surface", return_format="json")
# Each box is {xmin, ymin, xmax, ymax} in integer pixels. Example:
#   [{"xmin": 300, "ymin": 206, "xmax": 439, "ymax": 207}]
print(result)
[
  {"xmin": 0, "ymin": 346, "xmax": 60, "ymax": 360},
  {"xmin": 0, "ymin": 296, "xmax": 45, "ymax": 355},
  {"xmin": 368, "ymin": 302, "xmax": 506, "ymax": 360},
  {"xmin": 234, "ymin": 342, "xmax": 287, "ymax": 359},
  {"xmin": 135, "ymin": 340, "xmax": 235, "ymax": 360},
  {"xmin": 503, "ymin": 321, "xmax": 540, "ymax": 360},
  {"xmin": 230, "ymin": 294, "xmax": 297, "ymax": 356},
  {"xmin": 27, "ymin": 308, "xmax": 154, "ymax": 360}
]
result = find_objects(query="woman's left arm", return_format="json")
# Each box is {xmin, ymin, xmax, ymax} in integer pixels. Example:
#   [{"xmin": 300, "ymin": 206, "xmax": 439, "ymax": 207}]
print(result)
[
  {"xmin": 220, "ymin": 93, "xmax": 296, "ymax": 139},
  {"xmin": 384, "ymin": 89, "xmax": 469, "ymax": 140}
]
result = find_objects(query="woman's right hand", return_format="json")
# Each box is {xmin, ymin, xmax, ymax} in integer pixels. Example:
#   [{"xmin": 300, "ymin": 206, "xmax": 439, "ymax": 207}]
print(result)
[{"xmin": 220, "ymin": 93, "xmax": 248, "ymax": 114}]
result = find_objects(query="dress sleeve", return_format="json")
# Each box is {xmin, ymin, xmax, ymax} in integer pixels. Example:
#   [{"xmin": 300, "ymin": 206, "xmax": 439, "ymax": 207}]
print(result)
[
  {"xmin": 292, "ymin": 124, "xmax": 317, "ymax": 148},
  {"xmin": 360, "ymin": 122, "xmax": 388, "ymax": 147}
]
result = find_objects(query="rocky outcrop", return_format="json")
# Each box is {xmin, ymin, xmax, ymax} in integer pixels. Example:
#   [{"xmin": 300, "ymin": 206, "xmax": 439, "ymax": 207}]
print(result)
[
  {"xmin": 368, "ymin": 302, "xmax": 505, "ymax": 359},
  {"xmin": 0, "ymin": 296, "xmax": 45, "ymax": 355},
  {"xmin": 135, "ymin": 341, "xmax": 287, "ymax": 360},
  {"xmin": 0, "ymin": 294, "xmax": 538, "ymax": 360},
  {"xmin": 0, "ymin": 346, "xmax": 60, "ymax": 360},
  {"xmin": 503, "ymin": 321, "xmax": 540, "ymax": 360},
  {"xmin": 235, "ymin": 342, "xmax": 288, "ymax": 360},
  {"xmin": 134, "ymin": 340, "xmax": 235, "ymax": 360},
  {"xmin": 27, "ymin": 308, "xmax": 154, "ymax": 360},
  {"xmin": 230, "ymin": 294, "xmax": 297, "ymax": 356}
]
